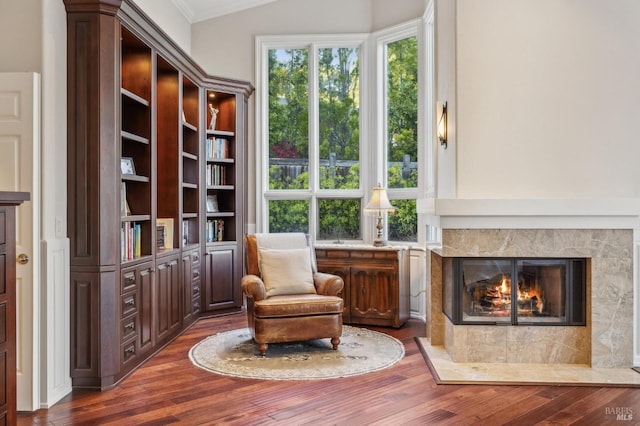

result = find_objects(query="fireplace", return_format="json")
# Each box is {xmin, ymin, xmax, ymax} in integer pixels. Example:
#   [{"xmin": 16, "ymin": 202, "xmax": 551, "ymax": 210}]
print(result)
[{"xmin": 443, "ymin": 258, "xmax": 587, "ymax": 326}]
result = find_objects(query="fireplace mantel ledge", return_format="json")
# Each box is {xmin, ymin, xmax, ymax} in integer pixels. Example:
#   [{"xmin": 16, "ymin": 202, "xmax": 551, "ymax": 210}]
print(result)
[{"xmin": 424, "ymin": 198, "xmax": 640, "ymax": 229}]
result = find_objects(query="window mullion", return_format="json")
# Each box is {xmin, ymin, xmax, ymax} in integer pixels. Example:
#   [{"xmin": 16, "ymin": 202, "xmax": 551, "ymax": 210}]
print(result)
[{"xmin": 308, "ymin": 43, "xmax": 320, "ymax": 238}]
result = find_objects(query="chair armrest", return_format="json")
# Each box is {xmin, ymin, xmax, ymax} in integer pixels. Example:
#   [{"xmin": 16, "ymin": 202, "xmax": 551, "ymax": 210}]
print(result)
[
  {"xmin": 313, "ymin": 272, "xmax": 344, "ymax": 296},
  {"xmin": 241, "ymin": 274, "xmax": 267, "ymax": 301}
]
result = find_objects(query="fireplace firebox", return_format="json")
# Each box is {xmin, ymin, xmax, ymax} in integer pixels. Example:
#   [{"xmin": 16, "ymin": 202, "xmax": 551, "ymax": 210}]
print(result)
[{"xmin": 443, "ymin": 258, "xmax": 586, "ymax": 325}]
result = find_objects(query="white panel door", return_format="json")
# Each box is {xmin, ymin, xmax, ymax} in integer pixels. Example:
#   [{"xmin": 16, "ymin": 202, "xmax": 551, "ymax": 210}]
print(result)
[{"xmin": 0, "ymin": 72, "xmax": 40, "ymax": 412}]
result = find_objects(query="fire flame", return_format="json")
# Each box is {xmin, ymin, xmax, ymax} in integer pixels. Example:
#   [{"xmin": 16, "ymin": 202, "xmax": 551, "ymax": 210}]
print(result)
[
  {"xmin": 500, "ymin": 276, "xmax": 509, "ymax": 294},
  {"xmin": 488, "ymin": 275, "xmax": 544, "ymax": 315}
]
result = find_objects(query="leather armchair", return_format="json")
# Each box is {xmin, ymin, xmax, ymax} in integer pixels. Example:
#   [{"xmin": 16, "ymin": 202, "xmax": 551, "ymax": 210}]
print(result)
[{"xmin": 241, "ymin": 233, "xmax": 344, "ymax": 356}]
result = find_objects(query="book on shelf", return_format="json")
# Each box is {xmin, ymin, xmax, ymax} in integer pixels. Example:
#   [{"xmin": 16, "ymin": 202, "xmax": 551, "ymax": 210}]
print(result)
[
  {"xmin": 206, "ymin": 137, "xmax": 230, "ymax": 159},
  {"xmin": 206, "ymin": 194, "xmax": 219, "ymax": 212},
  {"xmin": 156, "ymin": 218, "xmax": 174, "ymax": 250},
  {"xmin": 182, "ymin": 220, "xmax": 189, "ymax": 246},
  {"xmin": 121, "ymin": 221, "xmax": 142, "ymax": 261},
  {"xmin": 206, "ymin": 164, "xmax": 227, "ymax": 186},
  {"xmin": 206, "ymin": 219, "xmax": 224, "ymax": 243}
]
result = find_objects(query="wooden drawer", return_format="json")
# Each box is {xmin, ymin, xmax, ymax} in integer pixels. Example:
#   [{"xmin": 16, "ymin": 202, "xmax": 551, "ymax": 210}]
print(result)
[
  {"xmin": 121, "ymin": 292, "xmax": 137, "ymax": 318},
  {"xmin": 120, "ymin": 337, "xmax": 138, "ymax": 366},
  {"xmin": 120, "ymin": 314, "xmax": 137, "ymax": 342},
  {"xmin": 121, "ymin": 270, "xmax": 137, "ymax": 294}
]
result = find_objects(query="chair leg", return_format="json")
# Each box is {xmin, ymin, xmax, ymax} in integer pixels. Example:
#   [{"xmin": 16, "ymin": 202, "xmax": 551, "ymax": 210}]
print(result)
[
  {"xmin": 331, "ymin": 337, "xmax": 340, "ymax": 350},
  {"xmin": 258, "ymin": 343, "xmax": 268, "ymax": 356}
]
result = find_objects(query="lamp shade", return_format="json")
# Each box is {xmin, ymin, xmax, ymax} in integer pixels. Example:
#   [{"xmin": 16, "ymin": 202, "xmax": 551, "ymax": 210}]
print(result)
[{"xmin": 364, "ymin": 183, "xmax": 395, "ymax": 213}]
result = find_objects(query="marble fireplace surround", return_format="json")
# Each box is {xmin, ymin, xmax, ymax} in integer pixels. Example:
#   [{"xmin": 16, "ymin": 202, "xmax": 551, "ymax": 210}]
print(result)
[{"xmin": 424, "ymin": 199, "xmax": 640, "ymax": 373}]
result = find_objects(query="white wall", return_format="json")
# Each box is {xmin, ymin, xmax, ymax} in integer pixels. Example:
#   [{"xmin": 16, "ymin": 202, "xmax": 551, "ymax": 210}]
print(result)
[
  {"xmin": 451, "ymin": 0, "xmax": 640, "ymax": 199},
  {"xmin": 0, "ymin": 0, "xmax": 42, "ymax": 72},
  {"xmin": 133, "ymin": 0, "xmax": 192, "ymax": 53},
  {"xmin": 434, "ymin": 0, "xmax": 456, "ymax": 198}
]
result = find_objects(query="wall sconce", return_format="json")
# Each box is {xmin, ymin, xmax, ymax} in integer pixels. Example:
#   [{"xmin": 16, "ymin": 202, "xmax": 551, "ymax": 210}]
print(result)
[
  {"xmin": 364, "ymin": 183, "xmax": 395, "ymax": 247},
  {"xmin": 437, "ymin": 101, "xmax": 448, "ymax": 148}
]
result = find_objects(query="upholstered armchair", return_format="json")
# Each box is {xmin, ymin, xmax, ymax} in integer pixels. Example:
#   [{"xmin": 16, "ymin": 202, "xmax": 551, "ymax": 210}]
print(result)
[{"xmin": 241, "ymin": 233, "xmax": 344, "ymax": 356}]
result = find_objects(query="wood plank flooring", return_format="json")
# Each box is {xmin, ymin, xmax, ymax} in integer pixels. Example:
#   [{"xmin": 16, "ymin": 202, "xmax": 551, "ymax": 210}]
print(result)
[{"xmin": 18, "ymin": 313, "xmax": 640, "ymax": 425}]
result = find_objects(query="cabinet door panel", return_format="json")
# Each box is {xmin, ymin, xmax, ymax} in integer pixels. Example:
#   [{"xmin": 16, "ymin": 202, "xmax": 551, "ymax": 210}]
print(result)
[
  {"xmin": 350, "ymin": 266, "xmax": 396, "ymax": 322},
  {"xmin": 203, "ymin": 247, "xmax": 240, "ymax": 311},
  {"xmin": 155, "ymin": 256, "xmax": 181, "ymax": 342}
]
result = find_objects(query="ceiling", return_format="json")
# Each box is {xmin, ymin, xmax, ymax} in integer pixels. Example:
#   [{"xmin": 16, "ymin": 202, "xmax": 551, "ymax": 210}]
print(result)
[{"xmin": 172, "ymin": 0, "xmax": 279, "ymax": 23}]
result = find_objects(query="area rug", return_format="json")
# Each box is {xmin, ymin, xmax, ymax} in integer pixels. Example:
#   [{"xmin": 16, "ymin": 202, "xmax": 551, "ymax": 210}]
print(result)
[{"xmin": 189, "ymin": 325, "xmax": 404, "ymax": 380}]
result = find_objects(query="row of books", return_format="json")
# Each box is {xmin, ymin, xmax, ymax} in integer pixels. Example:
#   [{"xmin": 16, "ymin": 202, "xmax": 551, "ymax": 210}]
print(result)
[
  {"xmin": 206, "ymin": 137, "xmax": 231, "ymax": 159},
  {"xmin": 121, "ymin": 222, "xmax": 142, "ymax": 261},
  {"xmin": 206, "ymin": 164, "xmax": 227, "ymax": 186},
  {"xmin": 206, "ymin": 219, "xmax": 225, "ymax": 243}
]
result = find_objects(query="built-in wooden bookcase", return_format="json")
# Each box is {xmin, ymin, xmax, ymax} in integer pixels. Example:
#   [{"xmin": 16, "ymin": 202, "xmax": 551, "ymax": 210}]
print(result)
[
  {"xmin": 205, "ymin": 91, "xmax": 237, "ymax": 244},
  {"xmin": 65, "ymin": 0, "xmax": 252, "ymax": 389},
  {"xmin": 182, "ymin": 77, "xmax": 200, "ymax": 249},
  {"xmin": 121, "ymin": 27, "xmax": 152, "ymax": 262},
  {"xmin": 202, "ymin": 89, "xmax": 246, "ymax": 313},
  {"xmin": 156, "ymin": 55, "xmax": 180, "ymax": 251}
]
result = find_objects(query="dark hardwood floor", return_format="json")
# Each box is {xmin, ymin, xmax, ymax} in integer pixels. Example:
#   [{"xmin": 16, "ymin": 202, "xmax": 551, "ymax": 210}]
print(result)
[{"xmin": 18, "ymin": 313, "xmax": 640, "ymax": 425}]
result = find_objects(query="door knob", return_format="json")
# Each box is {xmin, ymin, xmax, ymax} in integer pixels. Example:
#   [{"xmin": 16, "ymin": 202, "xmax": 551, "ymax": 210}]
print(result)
[{"xmin": 17, "ymin": 253, "xmax": 29, "ymax": 264}]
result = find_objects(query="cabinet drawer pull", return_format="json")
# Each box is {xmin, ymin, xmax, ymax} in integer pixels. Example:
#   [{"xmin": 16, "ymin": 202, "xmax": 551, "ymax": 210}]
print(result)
[
  {"xmin": 125, "ymin": 297, "xmax": 135, "ymax": 307},
  {"xmin": 124, "ymin": 322, "xmax": 135, "ymax": 331},
  {"xmin": 123, "ymin": 272, "xmax": 136, "ymax": 286}
]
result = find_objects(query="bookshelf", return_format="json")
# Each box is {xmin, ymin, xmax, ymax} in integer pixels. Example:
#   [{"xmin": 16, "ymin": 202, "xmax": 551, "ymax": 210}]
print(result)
[
  {"xmin": 120, "ymin": 28, "xmax": 152, "ymax": 262},
  {"xmin": 181, "ymin": 76, "xmax": 200, "ymax": 250},
  {"xmin": 202, "ymin": 89, "xmax": 245, "ymax": 312},
  {"xmin": 65, "ymin": 0, "xmax": 252, "ymax": 389}
]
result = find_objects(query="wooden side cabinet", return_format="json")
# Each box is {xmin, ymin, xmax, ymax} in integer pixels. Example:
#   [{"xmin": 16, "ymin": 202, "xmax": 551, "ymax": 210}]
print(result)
[
  {"xmin": 315, "ymin": 245, "xmax": 410, "ymax": 328},
  {"xmin": 0, "ymin": 191, "xmax": 29, "ymax": 425}
]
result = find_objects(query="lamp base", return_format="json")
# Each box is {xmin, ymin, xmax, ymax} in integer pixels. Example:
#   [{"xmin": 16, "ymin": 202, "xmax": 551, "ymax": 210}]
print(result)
[{"xmin": 372, "ymin": 239, "xmax": 386, "ymax": 247}]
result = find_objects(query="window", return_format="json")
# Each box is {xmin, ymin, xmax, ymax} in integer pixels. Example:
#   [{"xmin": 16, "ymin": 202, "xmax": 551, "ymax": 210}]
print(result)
[
  {"xmin": 258, "ymin": 36, "xmax": 366, "ymax": 241},
  {"xmin": 383, "ymin": 33, "xmax": 419, "ymax": 242},
  {"xmin": 257, "ymin": 19, "xmax": 429, "ymax": 245}
]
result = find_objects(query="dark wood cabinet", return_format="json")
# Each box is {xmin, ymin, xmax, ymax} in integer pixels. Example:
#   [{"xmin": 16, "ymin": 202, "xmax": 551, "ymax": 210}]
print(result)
[
  {"xmin": 182, "ymin": 249, "xmax": 201, "ymax": 324},
  {"xmin": 155, "ymin": 254, "xmax": 181, "ymax": 344},
  {"xmin": 202, "ymin": 245, "xmax": 241, "ymax": 313},
  {"xmin": 120, "ymin": 261, "xmax": 153, "ymax": 368},
  {"xmin": 315, "ymin": 246, "xmax": 410, "ymax": 328},
  {"xmin": 0, "ymin": 192, "xmax": 28, "ymax": 426},
  {"xmin": 200, "ymin": 87, "xmax": 248, "ymax": 315},
  {"xmin": 64, "ymin": 0, "xmax": 252, "ymax": 389}
]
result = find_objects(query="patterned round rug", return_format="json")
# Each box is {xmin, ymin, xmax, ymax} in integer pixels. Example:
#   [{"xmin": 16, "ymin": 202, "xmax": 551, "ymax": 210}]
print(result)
[{"xmin": 188, "ymin": 325, "xmax": 405, "ymax": 380}]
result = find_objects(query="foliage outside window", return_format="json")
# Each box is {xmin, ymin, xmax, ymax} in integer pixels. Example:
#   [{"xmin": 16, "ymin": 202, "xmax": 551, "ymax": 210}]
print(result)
[
  {"xmin": 265, "ymin": 41, "xmax": 363, "ymax": 239},
  {"xmin": 268, "ymin": 199, "xmax": 309, "ymax": 233},
  {"xmin": 388, "ymin": 199, "xmax": 417, "ymax": 242},
  {"xmin": 386, "ymin": 35, "xmax": 418, "ymax": 242},
  {"xmin": 259, "ymin": 24, "xmax": 424, "ymax": 244}
]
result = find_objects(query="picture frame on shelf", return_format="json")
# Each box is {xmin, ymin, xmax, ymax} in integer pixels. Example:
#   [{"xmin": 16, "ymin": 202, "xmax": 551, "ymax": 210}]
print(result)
[
  {"xmin": 120, "ymin": 182, "xmax": 131, "ymax": 216},
  {"xmin": 206, "ymin": 194, "xmax": 219, "ymax": 212},
  {"xmin": 156, "ymin": 218, "xmax": 174, "ymax": 250},
  {"xmin": 121, "ymin": 157, "xmax": 136, "ymax": 175}
]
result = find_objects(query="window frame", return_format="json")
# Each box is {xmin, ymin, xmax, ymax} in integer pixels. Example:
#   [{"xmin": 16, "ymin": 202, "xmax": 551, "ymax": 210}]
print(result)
[
  {"xmin": 255, "ymin": 34, "xmax": 370, "ymax": 241},
  {"xmin": 255, "ymin": 15, "xmax": 434, "ymax": 246},
  {"xmin": 373, "ymin": 19, "xmax": 426, "ymax": 245}
]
